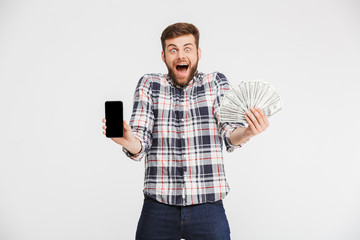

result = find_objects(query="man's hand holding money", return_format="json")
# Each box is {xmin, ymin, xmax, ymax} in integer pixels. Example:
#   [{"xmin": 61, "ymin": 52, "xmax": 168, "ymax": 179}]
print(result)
[{"xmin": 229, "ymin": 107, "xmax": 269, "ymax": 146}]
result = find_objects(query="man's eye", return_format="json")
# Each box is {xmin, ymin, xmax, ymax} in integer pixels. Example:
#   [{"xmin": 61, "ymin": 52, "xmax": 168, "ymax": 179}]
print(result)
[
  {"xmin": 171, "ymin": 49, "xmax": 177, "ymax": 53},
  {"xmin": 185, "ymin": 48, "xmax": 191, "ymax": 52}
]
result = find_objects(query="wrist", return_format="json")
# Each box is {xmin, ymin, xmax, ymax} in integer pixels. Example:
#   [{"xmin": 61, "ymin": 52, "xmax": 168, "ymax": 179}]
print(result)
[{"xmin": 125, "ymin": 137, "xmax": 142, "ymax": 155}]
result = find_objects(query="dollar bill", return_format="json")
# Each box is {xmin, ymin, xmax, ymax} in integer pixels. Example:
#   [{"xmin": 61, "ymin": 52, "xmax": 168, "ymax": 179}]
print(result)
[{"xmin": 219, "ymin": 80, "xmax": 282, "ymax": 123}]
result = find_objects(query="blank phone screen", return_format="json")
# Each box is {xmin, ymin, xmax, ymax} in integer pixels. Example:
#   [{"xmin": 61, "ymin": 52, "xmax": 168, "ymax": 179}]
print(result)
[{"xmin": 105, "ymin": 101, "xmax": 123, "ymax": 138}]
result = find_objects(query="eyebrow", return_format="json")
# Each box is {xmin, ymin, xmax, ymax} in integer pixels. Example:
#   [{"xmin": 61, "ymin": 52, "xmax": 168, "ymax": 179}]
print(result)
[{"xmin": 167, "ymin": 43, "xmax": 194, "ymax": 49}]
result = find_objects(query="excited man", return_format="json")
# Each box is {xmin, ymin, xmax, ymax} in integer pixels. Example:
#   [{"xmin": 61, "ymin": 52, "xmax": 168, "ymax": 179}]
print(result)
[{"xmin": 102, "ymin": 22, "xmax": 269, "ymax": 240}]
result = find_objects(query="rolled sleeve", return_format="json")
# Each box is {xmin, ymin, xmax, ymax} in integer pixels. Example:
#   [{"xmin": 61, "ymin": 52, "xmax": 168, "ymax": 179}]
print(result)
[
  {"xmin": 122, "ymin": 135, "xmax": 147, "ymax": 161},
  {"xmin": 123, "ymin": 75, "xmax": 154, "ymax": 161},
  {"xmin": 221, "ymin": 123, "xmax": 246, "ymax": 152},
  {"xmin": 213, "ymin": 72, "xmax": 246, "ymax": 152}
]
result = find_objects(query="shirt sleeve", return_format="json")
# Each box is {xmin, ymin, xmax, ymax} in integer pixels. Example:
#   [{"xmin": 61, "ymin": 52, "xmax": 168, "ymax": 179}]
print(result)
[
  {"xmin": 213, "ymin": 72, "xmax": 246, "ymax": 152},
  {"xmin": 122, "ymin": 75, "xmax": 154, "ymax": 161}
]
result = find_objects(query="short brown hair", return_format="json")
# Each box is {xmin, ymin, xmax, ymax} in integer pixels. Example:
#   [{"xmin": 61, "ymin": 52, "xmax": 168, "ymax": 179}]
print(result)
[{"xmin": 161, "ymin": 22, "xmax": 200, "ymax": 52}]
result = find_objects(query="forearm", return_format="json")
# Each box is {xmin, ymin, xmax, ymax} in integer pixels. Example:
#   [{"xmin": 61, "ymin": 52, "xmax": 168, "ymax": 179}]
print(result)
[
  {"xmin": 124, "ymin": 137, "xmax": 142, "ymax": 155},
  {"xmin": 229, "ymin": 127, "xmax": 252, "ymax": 146}
]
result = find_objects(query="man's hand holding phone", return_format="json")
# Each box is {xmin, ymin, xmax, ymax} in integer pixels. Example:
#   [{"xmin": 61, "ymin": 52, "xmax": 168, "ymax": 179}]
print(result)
[
  {"xmin": 102, "ymin": 119, "xmax": 142, "ymax": 155},
  {"xmin": 103, "ymin": 100, "xmax": 142, "ymax": 155}
]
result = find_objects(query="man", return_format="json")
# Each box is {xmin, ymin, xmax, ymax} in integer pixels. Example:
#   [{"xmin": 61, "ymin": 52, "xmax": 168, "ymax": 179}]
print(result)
[{"xmin": 102, "ymin": 22, "xmax": 269, "ymax": 240}]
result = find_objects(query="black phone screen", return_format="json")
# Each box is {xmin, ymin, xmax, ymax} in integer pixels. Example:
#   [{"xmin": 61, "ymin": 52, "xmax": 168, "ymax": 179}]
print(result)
[{"xmin": 105, "ymin": 101, "xmax": 123, "ymax": 138}]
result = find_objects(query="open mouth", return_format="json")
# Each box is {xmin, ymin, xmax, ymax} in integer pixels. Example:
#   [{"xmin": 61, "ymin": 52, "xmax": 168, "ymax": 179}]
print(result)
[{"xmin": 175, "ymin": 64, "xmax": 189, "ymax": 75}]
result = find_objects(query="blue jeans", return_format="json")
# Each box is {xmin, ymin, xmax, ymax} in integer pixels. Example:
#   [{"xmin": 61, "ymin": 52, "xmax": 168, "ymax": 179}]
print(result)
[{"xmin": 135, "ymin": 195, "xmax": 231, "ymax": 240}]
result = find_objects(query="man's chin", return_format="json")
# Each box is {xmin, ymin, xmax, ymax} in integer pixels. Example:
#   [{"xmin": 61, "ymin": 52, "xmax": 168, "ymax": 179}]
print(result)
[
  {"xmin": 169, "ymin": 71, "xmax": 189, "ymax": 87},
  {"xmin": 169, "ymin": 68, "xmax": 197, "ymax": 87}
]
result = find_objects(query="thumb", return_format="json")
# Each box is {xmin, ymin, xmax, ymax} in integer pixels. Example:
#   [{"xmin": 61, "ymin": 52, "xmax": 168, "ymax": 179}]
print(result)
[{"xmin": 123, "ymin": 120, "xmax": 132, "ymax": 131}]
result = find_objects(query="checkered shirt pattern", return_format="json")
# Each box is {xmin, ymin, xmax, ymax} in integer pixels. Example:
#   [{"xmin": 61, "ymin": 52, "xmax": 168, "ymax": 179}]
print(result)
[{"xmin": 123, "ymin": 71, "xmax": 244, "ymax": 206}]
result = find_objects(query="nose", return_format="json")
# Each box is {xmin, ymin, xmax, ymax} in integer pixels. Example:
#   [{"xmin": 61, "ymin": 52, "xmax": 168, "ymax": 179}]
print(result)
[{"xmin": 177, "ymin": 49, "xmax": 185, "ymax": 59}]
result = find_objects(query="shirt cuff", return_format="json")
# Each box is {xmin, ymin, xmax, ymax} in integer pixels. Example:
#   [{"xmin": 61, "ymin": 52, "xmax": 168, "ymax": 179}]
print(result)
[{"xmin": 223, "ymin": 124, "xmax": 246, "ymax": 152}]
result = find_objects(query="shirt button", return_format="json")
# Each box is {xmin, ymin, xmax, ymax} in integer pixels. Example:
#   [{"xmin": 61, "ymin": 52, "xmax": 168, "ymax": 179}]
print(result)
[
  {"xmin": 184, "ymin": 176, "xmax": 187, "ymax": 181},
  {"xmin": 182, "ymin": 134, "xmax": 186, "ymax": 138},
  {"xmin": 181, "ymin": 118, "xmax": 185, "ymax": 122}
]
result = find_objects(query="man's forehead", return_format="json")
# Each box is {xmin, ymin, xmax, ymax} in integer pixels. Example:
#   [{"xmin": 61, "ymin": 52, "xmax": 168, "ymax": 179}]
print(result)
[{"xmin": 165, "ymin": 34, "xmax": 196, "ymax": 47}]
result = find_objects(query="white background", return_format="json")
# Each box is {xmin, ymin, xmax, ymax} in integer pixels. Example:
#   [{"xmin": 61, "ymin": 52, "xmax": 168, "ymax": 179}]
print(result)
[{"xmin": 1, "ymin": 0, "xmax": 359, "ymax": 239}]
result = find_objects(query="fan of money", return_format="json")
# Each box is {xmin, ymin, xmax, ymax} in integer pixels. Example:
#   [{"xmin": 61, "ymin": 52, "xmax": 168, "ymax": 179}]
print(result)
[{"xmin": 219, "ymin": 81, "xmax": 282, "ymax": 124}]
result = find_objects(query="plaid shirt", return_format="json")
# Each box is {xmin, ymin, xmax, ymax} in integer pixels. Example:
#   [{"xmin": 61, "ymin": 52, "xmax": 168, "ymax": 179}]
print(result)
[{"xmin": 123, "ymin": 71, "xmax": 244, "ymax": 206}]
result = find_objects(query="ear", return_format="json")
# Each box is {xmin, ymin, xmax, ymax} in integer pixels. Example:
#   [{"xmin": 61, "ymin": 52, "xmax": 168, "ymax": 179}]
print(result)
[
  {"xmin": 197, "ymin": 47, "xmax": 202, "ymax": 60},
  {"xmin": 161, "ymin": 51, "xmax": 165, "ymax": 63}
]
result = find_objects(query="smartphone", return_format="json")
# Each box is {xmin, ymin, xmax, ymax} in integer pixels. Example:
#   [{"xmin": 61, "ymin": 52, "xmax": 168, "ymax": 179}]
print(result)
[{"xmin": 105, "ymin": 101, "xmax": 123, "ymax": 138}]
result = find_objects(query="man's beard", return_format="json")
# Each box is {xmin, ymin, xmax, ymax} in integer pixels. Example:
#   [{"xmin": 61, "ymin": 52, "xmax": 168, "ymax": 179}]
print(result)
[{"xmin": 167, "ymin": 61, "xmax": 198, "ymax": 87}]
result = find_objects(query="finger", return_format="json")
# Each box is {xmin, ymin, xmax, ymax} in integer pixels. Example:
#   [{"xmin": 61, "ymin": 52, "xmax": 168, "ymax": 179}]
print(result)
[
  {"xmin": 102, "ymin": 118, "xmax": 106, "ymax": 123},
  {"xmin": 245, "ymin": 115, "xmax": 258, "ymax": 135},
  {"xmin": 247, "ymin": 109, "xmax": 261, "ymax": 131},
  {"xmin": 123, "ymin": 120, "xmax": 132, "ymax": 131},
  {"xmin": 256, "ymin": 107, "xmax": 269, "ymax": 127},
  {"xmin": 251, "ymin": 107, "xmax": 265, "ymax": 129},
  {"xmin": 102, "ymin": 125, "xmax": 107, "ymax": 130},
  {"xmin": 255, "ymin": 107, "xmax": 269, "ymax": 129},
  {"xmin": 103, "ymin": 130, "xmax": 106, "ymax": 135}
]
